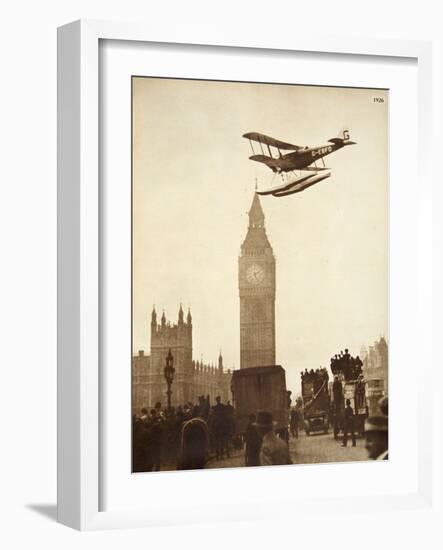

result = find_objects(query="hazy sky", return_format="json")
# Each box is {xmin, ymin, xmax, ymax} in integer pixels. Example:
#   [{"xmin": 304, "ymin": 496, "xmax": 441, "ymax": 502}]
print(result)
[{"xmin": 132, "ymin": 77, "xmax": 388, "ymax": 395}]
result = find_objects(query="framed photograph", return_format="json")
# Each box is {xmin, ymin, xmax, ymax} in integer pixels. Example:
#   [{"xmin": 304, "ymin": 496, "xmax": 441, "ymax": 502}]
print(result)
[{"xmin": 57, "ymin": 20, "xmax": 432, "ymax": 530}]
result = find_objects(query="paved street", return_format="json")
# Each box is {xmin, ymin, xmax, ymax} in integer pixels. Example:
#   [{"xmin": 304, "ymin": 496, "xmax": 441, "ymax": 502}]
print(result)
[
  {"xmin": 291, "ymin": 432, "xmax": 367, "ymax": 465},
  {"xmin": 207, "ymin": 431, "xmax": 368, "ymax": 469}
]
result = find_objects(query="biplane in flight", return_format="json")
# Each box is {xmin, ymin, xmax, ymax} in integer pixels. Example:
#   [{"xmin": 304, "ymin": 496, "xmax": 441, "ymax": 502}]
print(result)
[{"xmin": 242, "ymin": 128, "xmax": 356, "ymax": 197}]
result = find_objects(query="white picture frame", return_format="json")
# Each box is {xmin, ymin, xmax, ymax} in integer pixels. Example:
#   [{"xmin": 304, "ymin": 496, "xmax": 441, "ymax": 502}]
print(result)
[{"xmin": 57, "ymin": 19, "xmax": 433, "ymax": 531}]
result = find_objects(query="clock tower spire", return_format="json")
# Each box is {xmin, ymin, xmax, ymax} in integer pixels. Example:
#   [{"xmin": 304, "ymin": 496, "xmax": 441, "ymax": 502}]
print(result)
[
  {"xmin": 248, "ymin": 191, "xmax": 265, "ymax": 229},
  {"xmin": 239, "ymin": 193, "xmax": 276, "ymax": 369}
]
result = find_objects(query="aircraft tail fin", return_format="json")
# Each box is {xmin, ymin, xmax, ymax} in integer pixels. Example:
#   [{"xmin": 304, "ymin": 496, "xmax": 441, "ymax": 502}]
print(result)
[{"xmin": 328, "ymin": 127, "xmax": 356, "ymax": 145}]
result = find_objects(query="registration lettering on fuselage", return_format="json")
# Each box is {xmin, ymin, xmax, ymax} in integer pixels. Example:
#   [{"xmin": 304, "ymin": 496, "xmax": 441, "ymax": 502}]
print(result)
[{"xmin": 312, "ymin": 146, "xmax": 332, "ymax": 157}]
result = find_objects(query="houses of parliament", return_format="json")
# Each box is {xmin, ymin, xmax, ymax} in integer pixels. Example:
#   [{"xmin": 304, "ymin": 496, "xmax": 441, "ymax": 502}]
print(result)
[
  {"xmin": 132, "ymin": 193, "xmax": 277, "ymax": 413},
  {"xmin": 132, "ymin": 305, "xmax": 233, "ymax": 412}
]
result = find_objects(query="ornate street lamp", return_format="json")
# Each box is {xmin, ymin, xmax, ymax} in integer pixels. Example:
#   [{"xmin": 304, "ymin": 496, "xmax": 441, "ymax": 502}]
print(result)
[{"xmin": 164, "ymin": 348, "xmax": 175, "ymax": 411}]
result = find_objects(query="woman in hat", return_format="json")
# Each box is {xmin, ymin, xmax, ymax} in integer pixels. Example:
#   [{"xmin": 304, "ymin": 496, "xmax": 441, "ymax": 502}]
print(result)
[
  {"xmin": 255, "ymin": 411, "xmax": 292, "ymax": 467},
  {"xmin": 177, "ymin": 417, "xmax": 209, "ymax": 470}
]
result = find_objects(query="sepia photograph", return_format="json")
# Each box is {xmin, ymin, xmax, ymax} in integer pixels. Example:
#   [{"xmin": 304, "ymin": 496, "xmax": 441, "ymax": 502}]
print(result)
[{"xmin": 131, "ymin": 77, "xmax": 389, "ymax": 473}]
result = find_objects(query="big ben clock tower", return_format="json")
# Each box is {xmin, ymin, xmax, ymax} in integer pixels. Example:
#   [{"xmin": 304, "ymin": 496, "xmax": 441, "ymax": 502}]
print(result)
[{"xmin": 239, "ymin": 193, "xmax": 276, "ymax": 369}]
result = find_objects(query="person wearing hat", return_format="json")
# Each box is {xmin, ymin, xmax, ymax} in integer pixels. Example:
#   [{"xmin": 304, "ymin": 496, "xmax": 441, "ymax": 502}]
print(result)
[
  {"xmin": 290, "ymin": 407, "xmax": 300, "ymax": 439},
  {"xmin": 177, "ymin": 416, "xmax": 209, "ymax": 470},
  {"xmin": 244, "ymin": 413, "xmax": 262, "ymax": 467},
  {"xmin": 255, "ymin": 411, "xmax": 292, "ymax": 467},
  {"xmin": 378, "ymin": 396, "xmax": 388, "ymax": 417},
  {"xmin": 342, "ymin": 398, "xmax": 356, "ymax": 447},
  {"xmin": 364, "ymin": 416, "xmax": 388, "ymax": 460},
  {"xmin": 212, "ymin": 396, "xmax": 230, "ymax": 460}
]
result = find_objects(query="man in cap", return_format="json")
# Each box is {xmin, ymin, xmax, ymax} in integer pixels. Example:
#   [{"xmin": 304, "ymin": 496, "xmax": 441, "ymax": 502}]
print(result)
[
  {"xmin": 364, "ymin": 416, "xmax": 388, "ymax": 460},
  {"xmin": 255, "ymin": 411, "xmax": 292, "ymax": 466},
  {"xmin": 342, "ymin": 398, "xmax": 356, "ymax": 447}
]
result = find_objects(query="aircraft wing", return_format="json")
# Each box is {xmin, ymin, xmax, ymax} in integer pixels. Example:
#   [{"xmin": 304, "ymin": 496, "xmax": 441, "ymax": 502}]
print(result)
[
  {"xmin": 248, "ymin": 154, "xmax": 283, "ymax": 170},
  {"xmin": 243, "ymin": 132, "xmax": 302, "ymax": 151}
]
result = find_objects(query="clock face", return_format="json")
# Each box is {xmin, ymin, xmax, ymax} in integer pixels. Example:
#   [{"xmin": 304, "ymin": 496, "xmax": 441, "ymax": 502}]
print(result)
[{"xmin": 246, "ymin": 264, "xmax": 265, "ymax": 285}]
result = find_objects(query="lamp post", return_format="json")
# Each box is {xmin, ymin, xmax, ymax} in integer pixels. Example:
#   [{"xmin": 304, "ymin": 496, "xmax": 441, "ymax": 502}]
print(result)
[{"xmin": 164, "ymin": 348, "xmax": 175, "ymax": 411}]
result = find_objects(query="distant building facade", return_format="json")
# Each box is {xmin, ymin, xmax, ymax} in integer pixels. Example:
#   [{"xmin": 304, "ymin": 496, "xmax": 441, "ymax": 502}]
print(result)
[
  {"xmin": 132, "ymin": 305, "xmax": 232, "ymax": 414},
  {"xmin": 238, "ymin": 193, "xmax": 276, "ymax": 369},
  {"xmin": 132, "ymin": 350, "xmax": 151, "ymax": 412},
  {"xmin": 361, "ymin": 336, "xmax": 388, "ymax": 415}
]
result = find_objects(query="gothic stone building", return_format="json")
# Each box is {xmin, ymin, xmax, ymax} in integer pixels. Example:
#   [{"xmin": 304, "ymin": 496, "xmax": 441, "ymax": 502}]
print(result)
[
  {"xmin": 239, "ymin": 193, "xmax": 276, "ymax": 369},
  {"xmin": 132, "ymin": 306, "xmax": 232, "ymax": 414},
  {"xmin": 361, "ymin": 336, "xmax": 388, "ymax": 415}
]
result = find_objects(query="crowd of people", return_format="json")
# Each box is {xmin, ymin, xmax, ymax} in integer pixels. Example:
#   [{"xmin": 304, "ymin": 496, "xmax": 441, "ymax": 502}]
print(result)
[
  {"xmin": 301, "ymin": 367, "xmax": 329, "ymax": 395},
  {"xmin": 132, "ymin": 395, "xmax": 236, "ymax": 472},
  {"xmin": 133, "ymin": 392, "xmax": 389, "ymax": 473},
  {"xmin": 301, "ymin": 367, "xmax": 329, "ymax": 383},
  {"xmin": 330, "ymin": 348, "xmax": 363, "ymax": 381}
]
